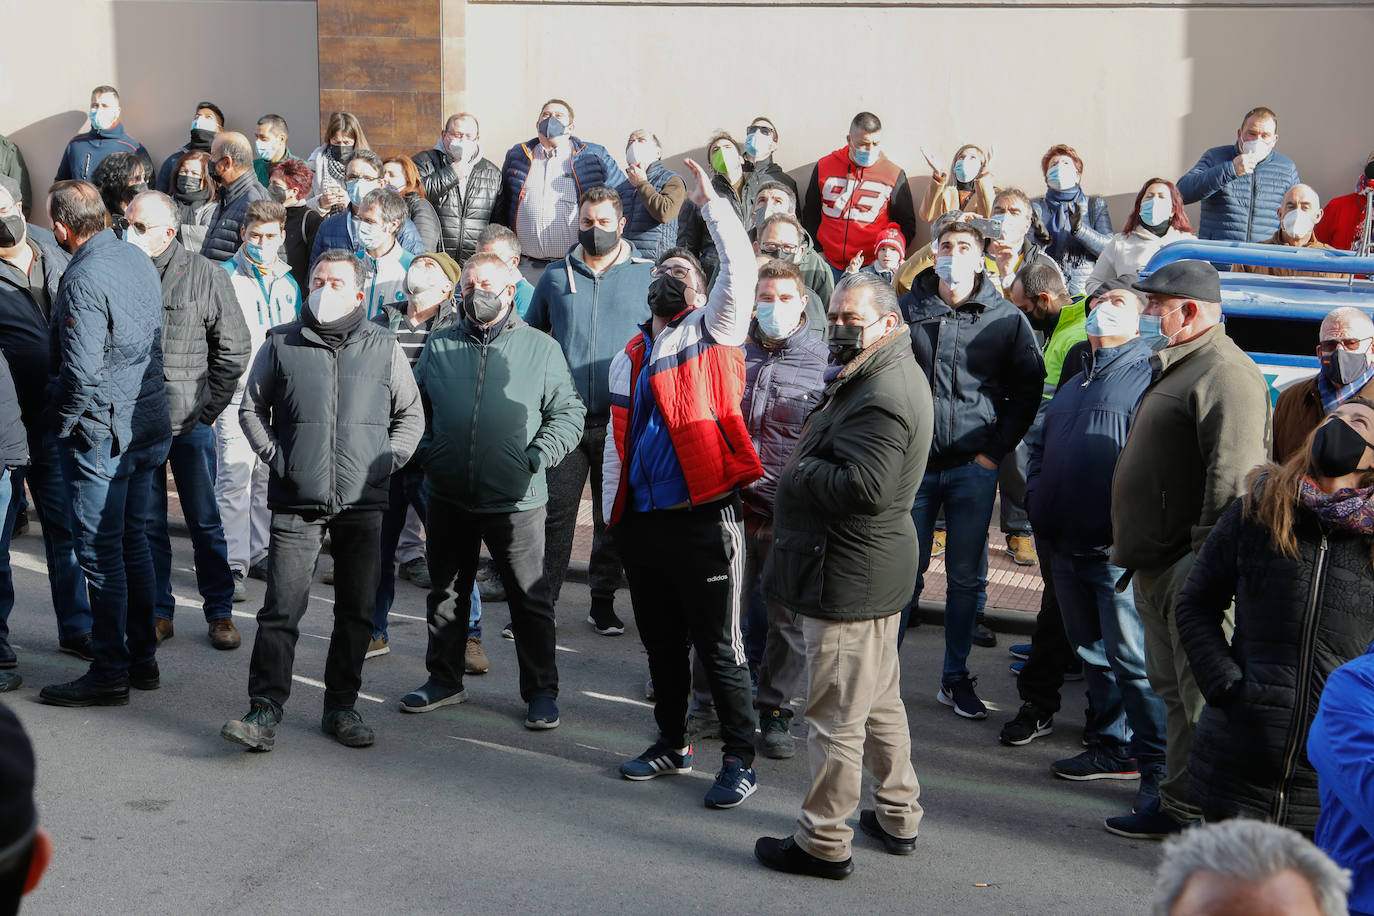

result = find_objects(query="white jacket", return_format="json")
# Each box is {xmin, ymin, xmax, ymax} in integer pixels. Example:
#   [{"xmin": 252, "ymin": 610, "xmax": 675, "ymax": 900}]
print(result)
[
  {"xmin": 1089, "ymin": 225, "xmax": 1195, "ymax": 286},
  {"xmin": 222, "ymin": 248, "xmax": 301, "ymax": 402}
]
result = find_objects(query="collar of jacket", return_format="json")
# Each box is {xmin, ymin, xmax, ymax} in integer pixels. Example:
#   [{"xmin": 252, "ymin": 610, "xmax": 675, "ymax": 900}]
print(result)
[
  {"xmin": 90, "ymin": 122, "xmax": 129, "ymax": 142},
  {"xmin": 462, "ymin": 305, "xmax": 526, "ymax": 342},
  {"xmin": 910, "ymin": 268, "xmax": 999, "ymax": 317},
  {"xmin": 68, "ymin": 227, "xmax": 119, "ymax": 268},
  {"xmin": 563, "ymin": 238, "xmax": 651, "ymax": 292},
  {"xmin": 1087, "ymin": 335, "xmax": 1152, "ymax": 378},
  {"xmin": 152, "ymin": 238, "xmax": 181, "ymax": 277},
  {"xmin": 743, "ymin": 156, "xmax": 775, "ymax": 175},
  {"xmin": 300, "ymin": 309, "xmax": 367, "ymax": 348},
  {"xmin": 1048, "ymin": 296, "xmax": 1087, "ymax": 342},
  {"xmin": 829, "ymin": 324, "xmax": 911, "ymax": 389},
  {"xmin": 522, "ymin": 136, "xmax": 587, "ymax": 162},
  {"xmin": 382, "ymin": 298, "xmax": 458, "ymax": 329},
  {"xmin": 232, "ymin": 245, "xmax": 293, "ymax": 282},
  {"xmin": 223, "ymin": 170, "xmax": 258, "ymax": 203},
  {"xmin": 1152, "ymin": 322, "xmax": 1226, "ymax": 375},
  {"xmin": 1266, "ymin": 229, "xmax": 1326, "ymax": 250},
  {"xmin": 749, "ymin": 316, "xmax": 812, "ymax": 351}
]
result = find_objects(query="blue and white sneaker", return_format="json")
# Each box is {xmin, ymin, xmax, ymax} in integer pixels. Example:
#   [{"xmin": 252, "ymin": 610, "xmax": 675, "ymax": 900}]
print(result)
[
  {"xmin": 704, "ymin": 755, "xmax": 758, "ymax": 809},
  {"xmin": 1009, "ymin": 643, "xmax": 1032, "ymax": 661},
  {"xmin": 619, "ymin": 741, "xmax": 693, "ymax": 781}
]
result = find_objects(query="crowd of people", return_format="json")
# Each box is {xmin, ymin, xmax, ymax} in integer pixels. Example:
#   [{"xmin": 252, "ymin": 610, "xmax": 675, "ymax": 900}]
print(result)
[{"xmin": 1, "ymin": 86, "xmax": 1374, "ymax": 900}]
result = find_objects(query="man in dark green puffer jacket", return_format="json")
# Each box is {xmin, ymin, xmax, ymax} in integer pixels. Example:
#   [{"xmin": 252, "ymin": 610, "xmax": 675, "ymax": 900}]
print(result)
[{"xmin": 400, "ymin": 251, "xmax": 585, "ymax": 731}]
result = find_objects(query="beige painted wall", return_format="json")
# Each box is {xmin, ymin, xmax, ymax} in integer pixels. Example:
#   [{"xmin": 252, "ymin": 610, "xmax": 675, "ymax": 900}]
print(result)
[
  {"xmin": 0, "ymin": 0, "xmax": 319, "ymax": 224},
  {"xmin": 465, "ymin": 2, "xmax": 1374, "ymax": 245}
]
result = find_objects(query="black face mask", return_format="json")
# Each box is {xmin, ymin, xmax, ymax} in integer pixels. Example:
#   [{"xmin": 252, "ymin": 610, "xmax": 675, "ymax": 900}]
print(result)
[
  {"xmin": 759, "ymin": 243, "xmax": 802, "ymax": 265},
  {"xmin": 1311, "ymin": 418, "xmax": 1374, "ymax": 478},
  {"xmin": 267, "ymin": 184, "xmax": 288, "ymax": 205},
  {"xmin": 1321, "ymin": 348, "xmax": 1372, "ymax": 388},
  {"xmin": 0, "ymin": 213, "xmax": 24, "ymax": 248},
  {"xmin": 826, "ymin": 322, "xmax": 866, "ymax": 364},
  {"xmin": 465, "ymin": 288, "xmax": 506, "ymax": 325},
  {"xmin": 175, "ymin": 174, "xmax": 202, "ymax": 196},
  {"xmin": 329, "ymin": 143, "xmax": 356, "ymax": 164},
  {"xmin": 647, "ymin": 275, "xmax": 691, "ymax": 319},
  {"xmin": 189, "ymin": 128, "xmax": 216, "ymax": 149},
  {"xmin": 579, "ymin": 226, "xmax": 619, "ymax": 258},
  {"xmin": 1364, "ymin": 160, "xmax": 1374, "ymax": 182}
]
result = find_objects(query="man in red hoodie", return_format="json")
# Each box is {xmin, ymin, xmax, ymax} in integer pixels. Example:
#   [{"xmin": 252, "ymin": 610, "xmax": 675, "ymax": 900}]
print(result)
[
  {"xmin": 801, "ymin": 112, "xmax": 916, "ymax": 278},
  {"xmin": 1315, "ymin": 152, "xmax": 1374, "ymax": 253}
]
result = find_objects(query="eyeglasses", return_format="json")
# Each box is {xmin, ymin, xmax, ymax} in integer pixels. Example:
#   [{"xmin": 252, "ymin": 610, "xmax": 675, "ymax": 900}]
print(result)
[
  {"xmin": 651, "ymin": 265, "xmax": 693, "ymax": 280},
  {"xmin": 760, "ymin": 243, "xmax": 800, "ymax": 256},
  {"xmin": 1319, "ymin": 336, "xmax": 1373, "ymax": 354},
  {"xmin": 746, "ymin": 125, "xmax": 776, "ymax": 138},
  {"xmin": 128, "ymin": 220, "xmax": 167, "ymax": 234}
]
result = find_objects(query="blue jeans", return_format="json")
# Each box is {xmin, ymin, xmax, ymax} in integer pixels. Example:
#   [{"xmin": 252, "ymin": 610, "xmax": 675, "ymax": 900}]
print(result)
[
  {"xmin": 905, "ymin": 460, "xmax": 999, "ymax": 686},
  {"xmin": 0, "ymin": 430, "xmax": 91, "ymax": 641},
  {"xmin": 61, "ymin": 434, "xmax": 171, "ymax": 681},
  {"xmin": 150, "ymin": 423, "xmax": 235, "ymax": 622},
  {"xmin": 1049, "ymin": 543, "xmax": 1167, "ymax": 769},
  {"xmin": 373, "ymin": 469, "xmax": 480, "ymax": 640}
]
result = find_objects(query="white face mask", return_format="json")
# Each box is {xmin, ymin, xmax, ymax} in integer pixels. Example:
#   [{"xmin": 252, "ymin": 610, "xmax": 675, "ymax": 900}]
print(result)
[
  {"xmin": 90, "ymin": 107, "xmax": 119, "ymax": 131},
  {"xmin": 124, "ymin": 226, "xmax": 153, "ymax": 257},
  {"xmin": 191, "ymin": 115, "xmax": 218, "ymax": 133},
  {"xmin": 406, "ymin": 266, "xmax": 450, "ymax": 306},
  {"xmin": 1046, "ymin": 162, "xmax": 1079, "ymax": 191},
  {"xmin": 1241, "ymin": 138, "xmax": 1272, "ymax": 161},
  {"xmin": 1282, "ymin": 209, "xmax": 1316, "ymax": 240},
  {"xmin": 935, "ymin": 252, "xmax": 980, "ymax": 287},
  {"xmin": 1085, "ymin": 300, "xmax": 1139, "ymax": 337},
  {"xmin": 308, "ymin": 286, "xmax": 358, "ymax": 323},
  {"xmin": 996, "ymin": 213, "xmax": 1030, "ymax": 241},
  {"xmin": 447, "ymin": 137, "xmax": 478, "ymax": 165},
  {"xmin": 1139, "ymin": 196, "xmax": 1173, "ymax": 227},
  {"xmin": 626, "ymin": 141, "xmax": 656, "ymax": 168},
  {"xmin": 953, "ymin": 156, "xmax": 981, "ymax": 183}
]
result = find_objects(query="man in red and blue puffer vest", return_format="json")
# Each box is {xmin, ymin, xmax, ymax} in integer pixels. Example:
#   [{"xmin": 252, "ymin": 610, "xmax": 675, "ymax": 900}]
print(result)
[{"xmin": 604, "ymin": 158, "xmax": 764, "ymax": 810}]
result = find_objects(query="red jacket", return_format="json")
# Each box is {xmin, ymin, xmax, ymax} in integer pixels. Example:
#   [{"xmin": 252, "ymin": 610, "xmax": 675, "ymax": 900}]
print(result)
[
  {"xmin": 802, "ymin": 147, "xmax": 915, "ymax": 270},
  {"xmin": 1316, "ymin": 181, "xmax": 1369, "ymax": 252}
]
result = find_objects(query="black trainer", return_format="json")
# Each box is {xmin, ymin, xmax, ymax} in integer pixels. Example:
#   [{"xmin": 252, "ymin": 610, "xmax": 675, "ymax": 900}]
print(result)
[
  {"xmin": 859, "ymin": 810, "xmax": 917, "ymax": 856},
  {"xmin": 39, "ymin": 671, "xmax": 130, "ymax": 707},
  {"xmin": 221, "ymin": 698, "xmax": 281, "ymax": 751},
  {"xmin": 754, "ymin": 836, "xmax": 853, "ymax": 880},
  {"xmin": 587, "ymin": 600, "xmax": 625, "ymax": 636},
  {"xmin": 129, "ymin": 659, "xmax": 160, "ymax": 690},
  {"xmin": 999, "ymin": 702, "xmax": 1054, "ymax": 746}
]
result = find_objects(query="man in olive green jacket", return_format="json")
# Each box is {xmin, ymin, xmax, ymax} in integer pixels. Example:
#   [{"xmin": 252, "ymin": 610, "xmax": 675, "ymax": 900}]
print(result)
[
  {"xmin": 755, "ymin": 272, "xmax": 934, "ymax": 881},
  {"xmin": 399, "ymin": 252, "xmax": 584, "ymax": 731},
  {"xmin": 1107, "ymin": 260, "xmax": 1271, "ymax": 841}
]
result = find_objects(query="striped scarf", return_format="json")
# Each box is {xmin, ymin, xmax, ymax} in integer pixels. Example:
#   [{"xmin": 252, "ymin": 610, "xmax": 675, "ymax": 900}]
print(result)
[{"xmin": 1317, "ymin": 358, "xmax": 1374, "ymax": 414}]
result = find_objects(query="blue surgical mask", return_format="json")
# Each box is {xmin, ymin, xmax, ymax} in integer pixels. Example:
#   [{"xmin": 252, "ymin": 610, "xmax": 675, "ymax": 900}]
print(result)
[
  {"xmin": 357, "ymin": 221, "xmax": 389, "ymax": 251},
  {"xmin": 934, "ymin": 252, "xmax": 979, "ymax": 287},
  {"xmin": 852, "ymin": 147, "xmax": 878, "ymax": 168},
  {"xmin": 1137, "ymin": 305, "xmax": 1182, "ymax": 351},
  {"xmin": 1046, "ymin": 162, "xmax": 1079, "ymax": 191},
  {"xmin": 953, "ymin": 157, "xmax": 979, "ymax": 183},
  {"xmin": 744, "ymin": 132, "xmax": 768, "ymax": 160},
  {"xmin": 538, "ymin": 116, "xmax": 567, "ymax": 140},
  {"xmin": 1139, "ymin": 197, "xmax": 1172, "ymax": 227},
  {"xmin": 90, "ymin": 107, "xmax": 118, "ymax": 131},
  {"xmin": 347, "ymin": 179, "xmax": 378, "ymax": 208},
  {"xmin": 254, "ymin": 139, "xmax": 275, "ymax": 160},
  {"xmin": 1085, "ymin": 301, "xmax": 1139, "ymax": 338},
  {"xmin": 755, "ymin": 300, "xmax": 804, "ymax": 339}
]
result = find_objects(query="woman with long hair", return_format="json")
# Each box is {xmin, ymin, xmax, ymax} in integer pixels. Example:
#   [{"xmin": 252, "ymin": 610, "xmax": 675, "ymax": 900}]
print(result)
[
  {"xmin": 383, "ymin": 156, "xmax": 442, "ymax": 253},
  {"xmin": 306, "ymin": 111, "xmax": 369, "ymax": 213},
  {"xmin": 1089, "ymin": 177, "xmax": 1195, "ymax": 286},
  {"xmin": 917, "ymin": 143, "xmax": 995, "ymax": 223},
  {"xmin": 1176, "ymin": 398, "xmax": 1374, "ymax": 836}
]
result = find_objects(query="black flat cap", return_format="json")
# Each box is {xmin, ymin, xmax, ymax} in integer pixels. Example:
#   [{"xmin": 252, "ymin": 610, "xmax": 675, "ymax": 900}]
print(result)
[
  {"xmin": 1134, "ymin": 260, "xmax": 1221, "ymax": 302},
  {"xmin": 1088, "ymin": 273, "xmax": 1140, "ymax": 301}
]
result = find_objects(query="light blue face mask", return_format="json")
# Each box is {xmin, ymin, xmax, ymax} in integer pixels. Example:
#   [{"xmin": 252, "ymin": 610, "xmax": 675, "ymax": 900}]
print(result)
[
  {"xmin": 1139, "ymin": 196, "xmax": 1172, "ymax": 227},
  {"xmin": 1085, "ymin": 301, "xmax": 1139, "ymax": 338},
  {"xmin": 1046, "ymin": 162, "xmax": 1078, "ymax": 191},
  {"xmin": 1137, "ymin": 305, "xmax": 1182, "ymax": 351},
  {"xmin": 347, "ymin": 179, "xmax": 378, "ymax": 208},
  {"xmin": 953, "ymin": 157, "xmax": 979, "ymax": 183},
  {"xmin": 755, "ymin": 301, "xmax": 802, "ymax": 339},
  {"xmin": 744, "ymin": 132, "xmax": 767, "ymax": 160},
  {"xmin": 357, "ymin": 221, "xmax": 389, "ymax": 251},
  {"xmin": 852, "ymin": 147, "xmax": 878, "ymax": 168}
]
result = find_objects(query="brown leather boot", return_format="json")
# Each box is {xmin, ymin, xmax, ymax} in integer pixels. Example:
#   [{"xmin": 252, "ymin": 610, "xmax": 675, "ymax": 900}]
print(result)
[
  {"xmin": 208, "ymin": 618, "xmax": 241, "ymax": 650},
  {"xmin": 155, "ymin": 618, "xmax": 175, "ymax": 644}
]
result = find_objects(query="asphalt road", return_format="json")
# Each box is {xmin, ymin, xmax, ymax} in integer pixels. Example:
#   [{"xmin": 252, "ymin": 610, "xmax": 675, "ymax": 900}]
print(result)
[{"xmin": 3, "ymin": 527, "xmax": 1161, "ymax": 914}]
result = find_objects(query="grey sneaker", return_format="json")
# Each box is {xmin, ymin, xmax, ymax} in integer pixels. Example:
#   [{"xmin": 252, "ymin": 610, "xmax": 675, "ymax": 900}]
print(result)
[
  {"xmin": 759, "ymin": 708, "xmax": 795, "ymax": 759},
  {"xmin": 321, "ymin": 707, "xmax": 375, "ymax": 748}
]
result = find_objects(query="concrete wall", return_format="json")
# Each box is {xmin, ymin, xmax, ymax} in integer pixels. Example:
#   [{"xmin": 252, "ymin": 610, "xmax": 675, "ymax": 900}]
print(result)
[
  {"xmin": 0, "ymin": 0, "xmax": 319, "ymax": 225},
  {"xmin": 464, "ymin": 2, "xmax": 1374, "ymax": 245}
]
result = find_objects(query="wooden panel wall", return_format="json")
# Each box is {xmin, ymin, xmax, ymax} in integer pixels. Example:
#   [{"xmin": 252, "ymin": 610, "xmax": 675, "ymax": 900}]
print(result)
[{"xmin": 317, "ymin": 0, "xmax": 460, "ymax": 161}]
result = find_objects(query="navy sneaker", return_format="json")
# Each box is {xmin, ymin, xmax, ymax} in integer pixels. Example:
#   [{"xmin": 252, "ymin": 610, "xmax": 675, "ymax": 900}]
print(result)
[
  {"xmin": 0, "ymin": 637, "xmax": 16, "ymax": 668},
  {"xmin": 525, "ymin": 696, "xmax": 560, "ymax": 730},
  {"xmin": 936, "ymin": 677, "xmax": 987, "ymax": 720},
  {"xmin": 1008, "ymin": 643, "xmax": 1031, "ymax": 661},
  {"xmin": 399, "ymin": 679, "xmax": 467, "ymax": 713},
  {"xmin": 1052, "ymin": 746, "xmax": 1139, "ymax": 781},
  {"xmin": 704, "ymin": 755, "xmax": 757, "ymax": 809},
  {"xmin": 620, "ymin": 741, "xmax": 692, "ymax": 780},
  {"xmin": 1104, "ymin": 809, "xmax": 1184, "ymax": 840}
]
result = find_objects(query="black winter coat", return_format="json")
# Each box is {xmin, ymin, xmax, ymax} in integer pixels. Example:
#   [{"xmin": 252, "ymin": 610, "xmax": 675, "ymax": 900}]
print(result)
[
  {"xmin": 765, "ymin": 328, "xmax": 933, "ymax": 621},
  {"xmin": 0, "ymin": 357, "xmax": 28, "ymax": 468},
  {"xmin": 151, "ymin": 241, "xmax": 251, "ymax": 434},
  {"xmin": 412, "ymin": 150, "xmax": 502, "ymax": 262},
  {"xmin": 200, "ymin": 172, "xmax": 270, "ymax": 263},
  {"xmin": 405, "ymin": 192, "xmax": 442, "ymax": 254},
  {"xmin": 0, "ymin": 225, "xmax": 67, "ymax": 427},
  {"xmin": 1176, "ymin": 492, "xmax": 1374, "ymax": 835}
]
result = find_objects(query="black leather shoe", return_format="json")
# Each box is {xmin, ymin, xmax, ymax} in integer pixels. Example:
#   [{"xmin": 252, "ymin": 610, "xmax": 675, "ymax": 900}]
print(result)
[
  {"xmin": 40, "ymin": 671, "xmax": 130, "ymax": 707},
  {"xmin": 973, "ymin": 614, "xmax": 997, "ymax": 648},
  {"xmin": 0, "ymin": 637, "xmax": 15, "ymax": 668},
  {"xmin": 129, "ymin": 659, "xmax": 160, "ymax": 690},
  {"xmin": 59, "ymin": 633, "xmax": 95, "ymax": 662},
  {"xmin": 859, "ymin": 809, "xmax": 917, "ymax": 855},
  {"xmin": 754, "ymin": 836, "xmax": 853, "ymax": 880}
]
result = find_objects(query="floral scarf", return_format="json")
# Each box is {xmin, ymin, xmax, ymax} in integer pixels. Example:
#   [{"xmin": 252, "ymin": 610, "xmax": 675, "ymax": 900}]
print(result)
[{"xmin": 1299, "ymin": 478, "xmax": 1374, "ymax": 535}]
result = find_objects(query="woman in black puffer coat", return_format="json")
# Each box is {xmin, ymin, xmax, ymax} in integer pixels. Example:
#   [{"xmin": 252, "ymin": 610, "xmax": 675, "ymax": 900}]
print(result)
[{"xmin": 1176, "ymin": 397, "xmax": 1374, "ymax": 836}]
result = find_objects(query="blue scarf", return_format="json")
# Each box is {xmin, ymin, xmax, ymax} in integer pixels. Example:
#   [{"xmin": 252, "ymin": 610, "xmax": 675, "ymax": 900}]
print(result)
[
  {"xmin": 1044, "ymin": 186, "xmax": 1083, "ymax": 260},
  {"xmin": 1317, "ymin": 359, "xmax": 1374, "ymax": 414}
]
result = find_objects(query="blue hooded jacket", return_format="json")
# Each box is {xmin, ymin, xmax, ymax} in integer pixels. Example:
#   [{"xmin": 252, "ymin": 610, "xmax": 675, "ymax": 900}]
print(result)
[
  {"xmin": 1308, "ymin": 648, "xmax": 1374, "ymax": 915},
  {"xmin": 55, "ymin": 121, "xmax": 150, "ymax": 182}
]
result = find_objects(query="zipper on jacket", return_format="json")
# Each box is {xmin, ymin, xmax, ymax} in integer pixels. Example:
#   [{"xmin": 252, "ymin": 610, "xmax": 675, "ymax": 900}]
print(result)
[
  {"xmin": 711, "ymin": 407, "xmax": 737, "ymax": 454},
  {"xmin": 467, "ymin": 334, "xmax": 491, "ymax": 495},
  {"xmin": 1247, "ymin": 172, "xmax": 1257, "ymax": 243},
  {"xmin": 1273, "ymin": 533, "xmax": 1328, "ymax": 824},
  {"xmin": 329, "ymin": 348, "xmax": 340, "ymax": 513}
]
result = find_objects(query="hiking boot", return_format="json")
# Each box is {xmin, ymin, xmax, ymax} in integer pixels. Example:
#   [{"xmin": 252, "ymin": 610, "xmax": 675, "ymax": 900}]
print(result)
[
  {"xmin": 464, "ymin": 637, "xmax": 489, "ymax": 674},
  {"xmin": 39, "ymin": 671, "xmax": 130, "ymax": 707},
  {"xmin": 397, "ymin": 557, "xmax": 432, "ymax": 589},
  {"xmin": 525, "ymin": 696, "xmax": 560, "ymax": 730},
  {"xmin": 936, "ymin": 677, "xmax": 987, "ymax": 720},
  {"xmin": 759, "ymin": 708, "xmax": 795, "ymax": 759},
  {"xmin": 209, "ymin": 618, "xmax": 241, "ymax": 650},
  {"xmin": 322, "ymin": 707, "xmax": 374, "ymax": 748},
  {"xmin": 129, "ymin": 659, "xmax": 160, "ymax": 690},
  {"xmin": 973, "ymin": 613, "xmax": 997, "ymax": 648},
  {"xmin": 587, "ymin": 600, "xmax": 625, "ymax": 636},
  {"xmin": 930, "ymin": 528, "xmax": 946, "ymax": 558},
  {"xmin": 1052, "ymin": 745, "xmax": 1140, "ymax": 781},
  {"xmin": 686, "ymin": 713, "xmax": 721, "ymax": 743},
  {"xmin": 859, "ymin": 809, "xmax": 917, "ymax": 856},
  {"xmin": 232, "ymin": 571, "xmax": 246, "ymax": 603},
  {"xmin": 754, "ymin": 836, "xmax": 853, "ymax": 880},
  {"xmin": 1004, "ymin": 534, "xmax": 1038, "ymax": 566},
  {"xmin": 399, "ymin": 679, "xmax": 467, "ymax": 713},
  {"xmin": 365, "ymin": 635, "xmax": 389, "ymax": 659},
  {"xmin": 154, "ymin": 619, "xmax": 175, "ymax": 644},
  {"xmin": 999, "ymin": 702, "xmax": 1054, "ymax": 747},
  {"xmin": 620, "ymin": 741, "xmax": 692, "ymax": 780},
  {"xmin": 704, "ymin": 755, "xmax": 757, "ymax": 809},
  {"xmin": 220, "ymin": 698, "xmax": 280, "ymax": 751}
]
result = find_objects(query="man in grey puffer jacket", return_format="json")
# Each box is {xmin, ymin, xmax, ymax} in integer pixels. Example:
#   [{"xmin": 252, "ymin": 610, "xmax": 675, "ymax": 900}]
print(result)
[{"xmin": 125, "ymin": 191, "xmax": 249, "ymax": 650}]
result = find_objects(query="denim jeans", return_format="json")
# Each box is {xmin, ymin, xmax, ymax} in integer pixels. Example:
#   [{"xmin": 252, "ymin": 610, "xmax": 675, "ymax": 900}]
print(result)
[
  {"xmin": 61, "ymin": 434, "xmax": 171, "ymax": 681},
  {"xmin": 248, "ymin": 508, "xmax": 383, "ymax": 711},
  {"xmin": 1050, "ymin": 544, "xmax": 1167, "ymax": 770},
  {"xmin": 0, "ymin": 429, "xmax": 91, "ymax": 641},
  {"xmin": 906, "ymin": 459, "xmax": 1000, "ymax": 686},
  {"xmin": 373, "ymin": 468, "xmax": 480, "ymax": 640},
  {"xmin": 150, "ymin": 423, "xmax": 235, "ymax": 622}
]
